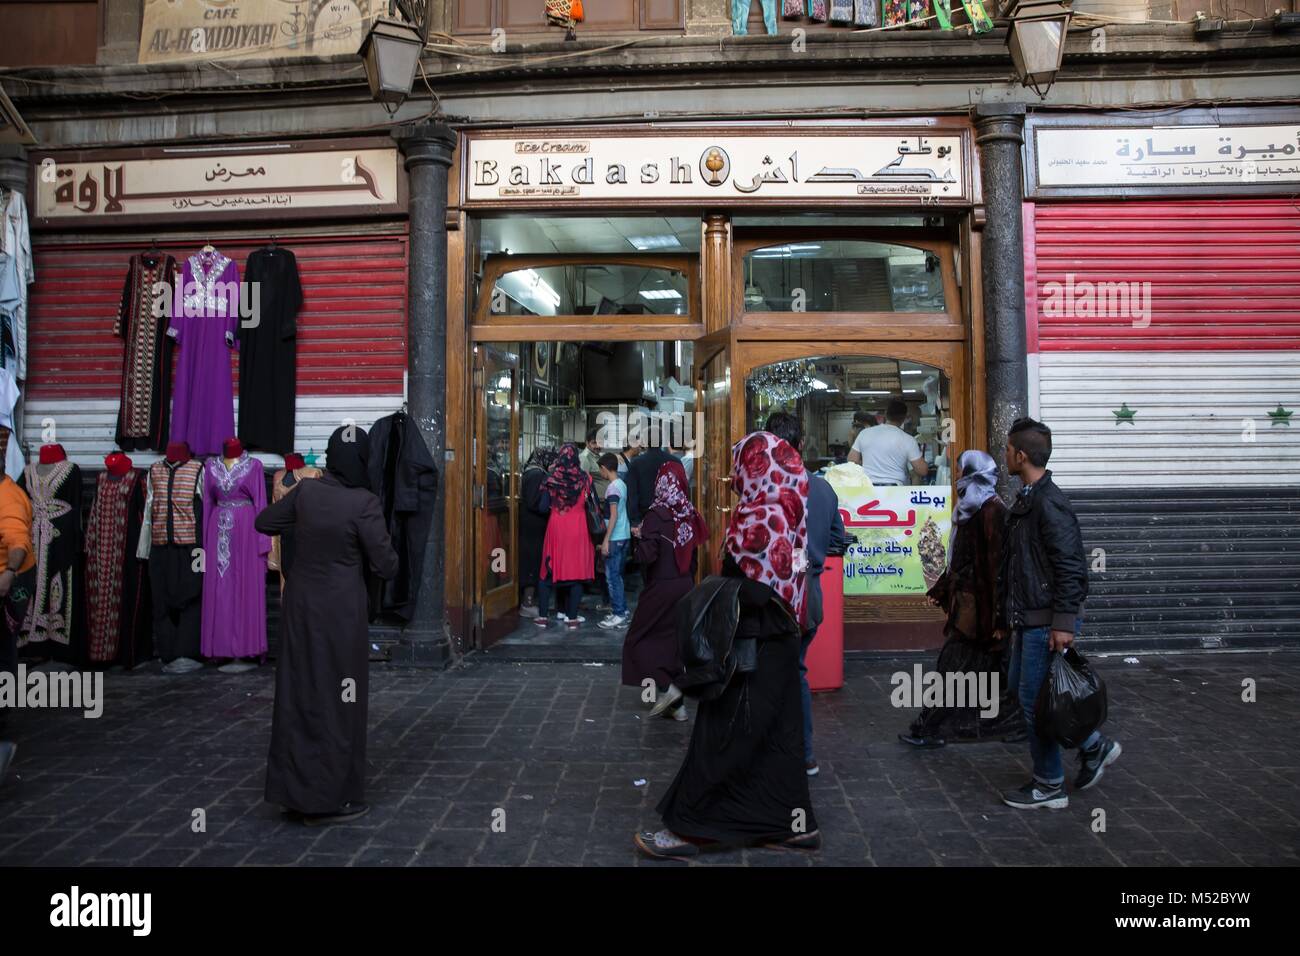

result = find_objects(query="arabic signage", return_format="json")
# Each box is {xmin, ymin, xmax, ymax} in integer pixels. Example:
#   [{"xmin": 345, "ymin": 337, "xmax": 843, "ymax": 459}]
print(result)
[
  {"xmin": 823, "ymin": 465, "xmax": 952, "ymax": 596},
  {"xmin": 30, "ymin": 146, "xmax": 402, "ymax": 226},
  {"xmin": 464, "ymin": 132, "xmax": 968, "ymax": 205},
  {"xmin": 138, "ymin": 0, "xmax": 377, "ymax": 64},
  {"xmin": 1033, "ymin": 124, "xmax": 1300, "ymax": 190}
]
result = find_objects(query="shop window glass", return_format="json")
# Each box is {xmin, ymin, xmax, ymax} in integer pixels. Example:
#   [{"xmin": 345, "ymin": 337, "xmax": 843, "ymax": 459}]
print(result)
[
  {"xmin": 478, "ymin": 216, "xmax": 700, "ymax": 256},
  {"xmin": 745, "ymin": 355, "xmax": 952, "ymax": 482},
  {"xmin": 489, "ymin": 264, "xmax": 688, "ymax": 317},
  {"xmin": 743, "ymin": 240, "xmax": 945, "ymax": 313}
]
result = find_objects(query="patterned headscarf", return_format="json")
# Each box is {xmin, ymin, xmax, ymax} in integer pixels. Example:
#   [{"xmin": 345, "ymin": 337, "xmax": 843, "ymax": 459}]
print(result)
[
  {"xmin": 650, "ymin": 459, "xmax": 708, "ymax": 575},
  {"xmin": 724, "ymin": 431, "xmax": 809, "ymax": 621},
  {"xmin": 524, "ymin": 445, "xmax": 558, "ymax": 473},
  {"xmin": 543, "ymin": 442, "xmax": 588, "ymax": 511},
  {"xmin": 948, "ymin": 449, "xmax": 1000, "ymax": 566},
  {"xmin": 954, "ymin": 450, "xmax": 999, "ymax": 526}
]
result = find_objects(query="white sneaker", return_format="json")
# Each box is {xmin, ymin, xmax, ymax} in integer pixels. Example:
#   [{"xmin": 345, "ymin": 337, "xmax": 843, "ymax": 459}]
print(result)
[
  {"xmin": 672, "ymin": 703, "xmax": 688, "ymax": 722},
  {"xmin": 649, "ymin": 683, "xmax": 684, "ymax": 718},
  {"xmin": 598, "ymin": 614, "xmax": 629, "ymax": 629},
  {"xmin": 556, "ymin": 613, "xmax": 586, "ymax": 624}
]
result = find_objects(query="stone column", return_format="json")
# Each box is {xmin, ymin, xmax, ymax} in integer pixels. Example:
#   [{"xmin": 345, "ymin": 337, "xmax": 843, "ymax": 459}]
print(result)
[
  {"xmin": 393, "ymin": 121, "xmax": 456, "ymax": 666},
  {"xmin": 973, "ymin": 103, "xmax": 1028, "ymax": 498}
]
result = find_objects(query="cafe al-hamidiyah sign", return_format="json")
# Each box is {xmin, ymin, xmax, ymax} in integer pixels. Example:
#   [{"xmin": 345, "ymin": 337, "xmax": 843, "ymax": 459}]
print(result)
[
  {"xmin": 1033, "ymin": 124, "xmax": 1300, "ymax": 189},
  {"xmin": 30, "ymin": 146, "xmax": 401, "ymax": 225},
  {"xmin": 465, "ymin": 132, "xmax": 968, "ymax": 204},
  {"xmin": 137, "ymin": 0, "xmax": 377, "ymax": 64}
]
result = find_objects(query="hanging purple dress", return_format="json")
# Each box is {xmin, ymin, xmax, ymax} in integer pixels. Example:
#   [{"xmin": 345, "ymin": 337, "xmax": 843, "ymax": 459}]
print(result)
[
  {"xmin": 201, "ymin": 453, "xmax": 270, "ymax": 659},
  {"xmin": 169, "ymin": 250, "xmax": 238, "ymax": 457}
]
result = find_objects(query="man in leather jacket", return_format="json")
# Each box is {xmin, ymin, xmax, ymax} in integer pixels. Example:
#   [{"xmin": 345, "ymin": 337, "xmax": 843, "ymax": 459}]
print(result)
[{"xmin": 998, "ymin": 418, "xmax": 1121, "ymax": 810}]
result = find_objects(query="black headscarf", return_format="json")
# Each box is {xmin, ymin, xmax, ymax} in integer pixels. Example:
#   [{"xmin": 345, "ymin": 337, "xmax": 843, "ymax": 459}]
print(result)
[
  {"xmin": 326, "ymin": 425, "xmax": 371, "ymax": 490},
  {"xmin": 524, "ymin": 445, "xmax": 558, "ymax": 473}
]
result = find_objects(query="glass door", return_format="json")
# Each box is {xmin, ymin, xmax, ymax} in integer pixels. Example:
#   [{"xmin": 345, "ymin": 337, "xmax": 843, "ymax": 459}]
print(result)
[{"xmin": 473, "ymin": 344, "xmax": 520, "ymax": 647}]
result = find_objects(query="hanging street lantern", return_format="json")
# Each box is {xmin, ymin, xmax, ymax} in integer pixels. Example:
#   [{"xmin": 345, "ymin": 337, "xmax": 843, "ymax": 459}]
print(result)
[
  {"xmin": 358, "ymin": 10, "xmax": 426, "ymax": 113},
  {"xmin": 1005, "ymin": 0, "xmax": 1073, "ymax": 98}
]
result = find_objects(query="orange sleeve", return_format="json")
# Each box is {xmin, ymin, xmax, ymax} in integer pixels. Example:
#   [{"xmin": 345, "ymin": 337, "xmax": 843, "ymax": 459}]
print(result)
[{"xmin": 0, "ymin": 481, "xmax": 35, "ymax": 573}]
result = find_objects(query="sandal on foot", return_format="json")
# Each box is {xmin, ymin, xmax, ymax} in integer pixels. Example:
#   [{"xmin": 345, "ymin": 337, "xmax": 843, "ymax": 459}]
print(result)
[{"xmin": 633, "ymin": 829, "xmax": 699, "ymax": 860}]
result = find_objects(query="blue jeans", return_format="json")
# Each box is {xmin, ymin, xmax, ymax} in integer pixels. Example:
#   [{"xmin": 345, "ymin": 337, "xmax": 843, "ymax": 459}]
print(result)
[
  {"xmin": 605, "ymin": 538, "xmax": 630, "ymax": 616},
  {"xmin": 1008, "ymin": 620, "xmax": 1101, "ymax": 786},
  {"xmin": 799, "ymin": 627, "xmax": 817, "ymax": 764}
]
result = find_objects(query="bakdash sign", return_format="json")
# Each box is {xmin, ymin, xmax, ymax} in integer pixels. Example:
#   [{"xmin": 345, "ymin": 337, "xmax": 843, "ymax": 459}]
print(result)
[{"xmin": 465, "ymin": 132, "xmax": 969, "ymax": 205}]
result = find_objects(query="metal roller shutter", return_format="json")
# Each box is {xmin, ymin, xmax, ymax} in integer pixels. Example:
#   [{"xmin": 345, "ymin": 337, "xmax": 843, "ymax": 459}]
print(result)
[
  {"xmin": 21, "ymin": 231, "xmax": 409, "ymax": 468},
  {"xmin": 1028, "ymin": 198, "xmax": 1300, "ymax": 649}
]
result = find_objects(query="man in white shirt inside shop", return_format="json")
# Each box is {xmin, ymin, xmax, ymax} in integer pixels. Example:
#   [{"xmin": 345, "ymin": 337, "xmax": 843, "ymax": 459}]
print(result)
[{"xmin": 849, "ymin": 398, "xmax": 929, "ymax": 486}]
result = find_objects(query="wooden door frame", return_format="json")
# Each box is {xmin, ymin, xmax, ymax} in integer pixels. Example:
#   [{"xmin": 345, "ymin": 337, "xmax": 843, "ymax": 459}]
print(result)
[{"xmin": 732, "ymin": 339, "xmax": 965, "ymax": 627}]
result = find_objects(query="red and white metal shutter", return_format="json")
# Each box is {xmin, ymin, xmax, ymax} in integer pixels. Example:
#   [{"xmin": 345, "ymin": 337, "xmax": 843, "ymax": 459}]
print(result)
[
  {"xmin": 22, "ymin": 233, "xmax": 409, "ymax": 468},
  {"xmin": 1027, "ymin": 198, "xmax": 1300, "ymax": 488}
]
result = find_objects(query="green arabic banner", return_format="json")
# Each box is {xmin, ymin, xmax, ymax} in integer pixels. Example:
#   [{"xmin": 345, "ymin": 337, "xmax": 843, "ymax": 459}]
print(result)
[{"xmin": 823, "ymin": 464, "xmax": 953, "ymax": 595}]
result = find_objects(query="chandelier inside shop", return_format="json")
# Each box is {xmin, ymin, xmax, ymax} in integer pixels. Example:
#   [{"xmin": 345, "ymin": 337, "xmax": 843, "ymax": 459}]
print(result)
[{"xmin": 748, "ymin": 360, "xmax": 817, "ymax": 404}]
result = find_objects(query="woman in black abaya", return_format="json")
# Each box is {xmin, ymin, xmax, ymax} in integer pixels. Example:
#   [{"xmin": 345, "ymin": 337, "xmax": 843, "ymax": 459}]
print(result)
[
  {"xmin": 635, "ymin": 431, "xmax": 819, "ymax": 859},
  {"xmin": 255, "ymin": 426, "xmax": 398, "ymax": 825}
]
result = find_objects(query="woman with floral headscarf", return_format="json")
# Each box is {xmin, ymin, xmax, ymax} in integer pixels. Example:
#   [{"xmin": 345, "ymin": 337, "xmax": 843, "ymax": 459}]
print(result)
[
  {"xmin": 535, "ymin": 443, "xmax": 595, "ymax": 628},
  {"xmin": 899, "ymin": 449, "xmax": 1021, "ymax": 748},
  {"xmin": 636, "ymin": 431, "xmax": 819, "ymax": 860},
  {"xmin": 622, "ymin": 459, "xmax": 708, "ymax": 719},
  {"xmin": 518, "ymin": 446, "xmax": 557, "ymax": 618}
]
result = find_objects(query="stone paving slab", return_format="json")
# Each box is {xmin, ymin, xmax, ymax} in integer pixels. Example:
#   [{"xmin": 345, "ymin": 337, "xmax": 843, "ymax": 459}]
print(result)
[{"xmin": 1, "ymin": 650, "xmax": 1298, "ymax": 867}]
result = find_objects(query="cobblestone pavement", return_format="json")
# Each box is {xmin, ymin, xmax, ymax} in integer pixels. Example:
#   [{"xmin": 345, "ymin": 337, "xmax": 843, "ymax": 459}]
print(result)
[{"xmin": 1, "ymin": 650, "xmax": 1297, "ymax": 867}]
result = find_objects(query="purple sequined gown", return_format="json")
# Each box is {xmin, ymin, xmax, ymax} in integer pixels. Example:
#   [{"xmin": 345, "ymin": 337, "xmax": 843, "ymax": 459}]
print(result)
[
  {"xmin": 201, "ymin": 453, "xmax": 270, "ymax": 659},
  {"xmin": 169, "ymin": 250, "xmax": 238, "ymax": 457}
]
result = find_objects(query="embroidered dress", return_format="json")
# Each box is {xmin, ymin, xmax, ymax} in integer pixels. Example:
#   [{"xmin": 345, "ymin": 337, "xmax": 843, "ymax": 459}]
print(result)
[
  {"xmin": 18, "ymin": 460, "xmax": 83, "ymax": 662},
  {"xmin": 169, "ymin": 249, "xmax": 238, "ymax": 456},
  {"xmin": 200, "ymin": 453, "xmax": 270, "ymax": 659},
  {"xmin": 115, "ymin": 252, "xmax": 178, "ymax": 451},
  {"xmin": 84, "ymin": 470, "xmax": 150, "ymax": 666}
]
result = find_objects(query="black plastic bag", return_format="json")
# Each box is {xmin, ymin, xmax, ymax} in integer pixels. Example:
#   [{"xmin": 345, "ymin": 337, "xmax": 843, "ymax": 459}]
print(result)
[{"xmin": 1035, "ymin": 647, "xmax": 1108, "ymax": 748}]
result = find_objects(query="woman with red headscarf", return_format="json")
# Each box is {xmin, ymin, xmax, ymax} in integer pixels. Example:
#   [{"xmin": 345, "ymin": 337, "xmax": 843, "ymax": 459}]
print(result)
[
  {"xmin": 635, "ymin": 431, "xmax": 820, "ymax": 859},
  {"xmin": 535, "ymin": 443, "xmax": 596, "ymax": 628},
  {"xmin": 622, "ymin": 459, "xmax": 707, "ymax": 719}
]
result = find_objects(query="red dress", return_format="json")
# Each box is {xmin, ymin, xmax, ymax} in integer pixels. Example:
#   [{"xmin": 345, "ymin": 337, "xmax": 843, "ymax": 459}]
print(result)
[{"xmin": 540, "ymin": 475, "xmax": 595, "ymax": 583}]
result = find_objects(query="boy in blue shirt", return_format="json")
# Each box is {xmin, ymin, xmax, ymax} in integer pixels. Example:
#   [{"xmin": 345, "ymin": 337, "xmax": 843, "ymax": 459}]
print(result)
[{"xmin": 598, "ymin": 453, "xmax": 632, "ymax": 629}]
